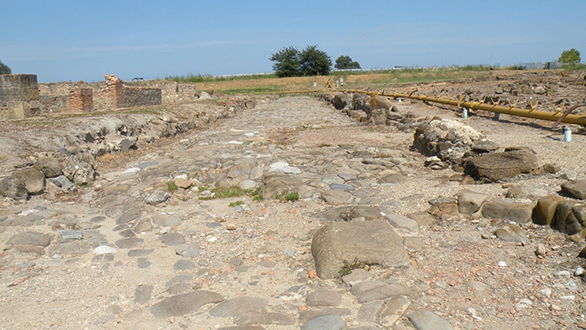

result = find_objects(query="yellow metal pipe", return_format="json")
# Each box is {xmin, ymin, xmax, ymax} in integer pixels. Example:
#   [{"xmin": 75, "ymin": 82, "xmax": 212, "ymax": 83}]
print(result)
[
  {"xmin": 277, "ymin": 89, "xmax": 586, "ymax": 126},
  {"xmin": 380, "ymin": 91, "xmax": 586, "ymax": 125}
]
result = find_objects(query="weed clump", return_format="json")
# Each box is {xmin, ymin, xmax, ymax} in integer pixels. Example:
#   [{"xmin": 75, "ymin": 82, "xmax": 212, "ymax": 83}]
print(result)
[
  {"xmin": 167, "ymin": 181, "xmax": 178, "ymax": 192},
  {"xmin": 229, "ymin": 200, "xmax": 244, "ymax": 207},
  {"xmin": 276, "ymin": 190, "xmax": 299, "ymax": 202},
  {"xmin": 199, "ymin": 186, "xmax": 264, "ymax": 202},
  {"xmin": 339, "ymin": 259, "xmax": 369, "ymax": 276}
]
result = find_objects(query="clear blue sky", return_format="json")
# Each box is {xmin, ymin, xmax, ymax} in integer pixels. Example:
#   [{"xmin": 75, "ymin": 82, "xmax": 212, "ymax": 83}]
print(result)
[{"xmin": 2, "ymin": 0, "xmax": 585, "ymax": 82}]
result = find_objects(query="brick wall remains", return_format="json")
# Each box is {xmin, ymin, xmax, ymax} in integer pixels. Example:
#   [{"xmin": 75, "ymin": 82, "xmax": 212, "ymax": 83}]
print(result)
[{"xmin": 67, "ymin": 88, "xmax": 93, "ymax": 112}]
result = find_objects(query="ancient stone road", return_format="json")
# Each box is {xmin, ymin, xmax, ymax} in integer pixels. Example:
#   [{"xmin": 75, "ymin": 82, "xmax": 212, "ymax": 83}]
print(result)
[{"xmin": 0, "ymin": 96, "xmax": 584, "ymax": 329}]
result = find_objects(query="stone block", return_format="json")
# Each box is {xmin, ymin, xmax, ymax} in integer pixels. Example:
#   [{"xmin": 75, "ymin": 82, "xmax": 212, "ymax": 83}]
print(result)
[{"xmin": 532, "ymin": 195, "xmax": 565, "ymax": 226}]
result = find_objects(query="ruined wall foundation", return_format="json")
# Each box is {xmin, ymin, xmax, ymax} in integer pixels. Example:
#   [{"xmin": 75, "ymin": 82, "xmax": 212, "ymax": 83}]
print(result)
[
  {"xmin": 68, "ymin": 88, "xmax": 94, "ymax": 112},
  {"xmin": 0, "ymin": 74, "xmax": 39, "ymax": 107}
]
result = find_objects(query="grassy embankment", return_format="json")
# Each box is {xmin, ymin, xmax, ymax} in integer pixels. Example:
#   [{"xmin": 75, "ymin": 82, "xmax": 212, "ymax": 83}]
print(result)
[
  {"xmin": 166, "ymin": 64, "xmax": 586, "ymax": 95},
  {"xmin": 166, "ymin": 66, "xmax": 496, "ymax": 95}
]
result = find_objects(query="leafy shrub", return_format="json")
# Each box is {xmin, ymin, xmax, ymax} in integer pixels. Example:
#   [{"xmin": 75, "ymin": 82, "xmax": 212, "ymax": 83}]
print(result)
[
  {"xmin": 335, "ymin": 55, "xmax": 361, "ymax": 69},
  {"xmin": 0, "ymin": 60, "xmax": 11, "ymax": 74}
]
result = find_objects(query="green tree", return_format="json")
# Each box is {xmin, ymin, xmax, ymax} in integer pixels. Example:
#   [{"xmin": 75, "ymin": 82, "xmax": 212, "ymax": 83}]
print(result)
[
  {"xmin": 298, "ymin": 45, "xmax": 332, "ymax": 76},
  {"xmin": 0, "ymin": 60, "xmax": 11, "ymax": 74},
  {"xmin": 335, "ymin": 55, "xmax": 361, "ymax": 69},
  {"xmin": 269, "ymin": 46, "xmax": 301, "ymax": 77},
  {"xmin": 558, "ymin": 48, "xmax": 581, "ymax": 64}
]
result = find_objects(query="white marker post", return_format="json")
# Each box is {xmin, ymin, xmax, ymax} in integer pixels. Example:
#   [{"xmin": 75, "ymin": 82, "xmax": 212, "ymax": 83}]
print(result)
[{"xmin": 563, "ymin": 126, "xmax": 572, "ymax": 142}]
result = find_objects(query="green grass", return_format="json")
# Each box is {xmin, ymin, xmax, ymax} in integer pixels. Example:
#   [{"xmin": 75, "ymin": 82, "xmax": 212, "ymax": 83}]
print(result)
[
  {"xmin": 276, "ymin": 190, "xmax": 299, "ymax": 202},
  {"xmin": 166, "ymin": 65, "xmax": 496, "ymax": 84},
  {"xmin": 229, "ymin": 200, "xmax": 244, "ymax": 207},
  {"xmin": 166, "ymin": 181, "xmax": 178, "ymax": 192},
  {"xmin": 560, "ymin": 63, "xmax": 586, "ymax": 71},
  {"xmin": 339, "ymin": 259, "xmax": 369, "ymax": 277},
  {"xmin": 199, "ymin": 186, "xmax": 264, "ymax": 201},
  {"xmin": 167, "ymin": 73, "xmax": 277, "ymax": 83},
  {"xmin": 222, "ymin": 87, "xmax": 282, "ymax": 94}
]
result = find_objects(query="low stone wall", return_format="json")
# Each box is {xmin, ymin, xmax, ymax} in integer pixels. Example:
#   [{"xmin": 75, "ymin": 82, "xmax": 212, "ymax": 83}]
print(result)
[
  {"xmin": 39, "ymin": 95, "xmax": 68, "ymax": 113},
  {"xmin": 0, "ymin": 74, "xmax": 39, "ymax": 107},
  {"xmin": 126, "ymin": 80, "xmax": 197, "ymax": 104},
  {"xmin": 117, "ymin": 87, "xmax": 162, "ymax": 107},
  {"xmin": 29, "ymin": 76, "xmax": 196, "ymax": 115}
]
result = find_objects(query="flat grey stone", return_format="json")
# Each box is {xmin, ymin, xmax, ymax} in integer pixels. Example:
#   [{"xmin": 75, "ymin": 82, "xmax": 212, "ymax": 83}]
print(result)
[
  {"xmin": 159, "ymin": 232, "xmax": 186, "ymax": 246},
  {"xmin": 175, "ymin": 244, "xmax": 202, "ymax": 258},
  {"xmin": 237, "ymin": 311, "xmax": 295, "ymax": 326},
  {"xmin": 151, "ymin": 215, "xmax": 182, "ymax": 227},
  {"xmin": 330, "ymin": 183, "xmax": 354, "ymax": 191},
  {"xmin": 89, "ymin": 216, "xmax": 106, "ymax": 223},
  {"xmin": 350, "ymin": 281, "xmax": 413, "ymax": 303},
  {"xmin": 165, "ymin": 274, "xmax": 193, "ymax": 288},
  {"xmin": 386, "ymin": 214, "xmax": 419, "ymax": 236},
  {"xmin": 357, "ymin": 300, "xmax": 385, "ymax": 322},
  {"xmin": 174, "ymin": 259, "xmax": 196, "ymax": 271},
  {"xmin": 8, "ymin": 232, "xmax": 51, "ymax": 247},
  {"xmin": 118, "ymin": 229, "xmax": 135, "ymax": 238},
  {"xmin": 116, "ymin": 207, "xmax": 141, "ymax": 225},
  {"xmin": 407, "ymin": 310, "xmax": 453, "ymax": 330},
  {"xmin": 379, "ymin": 296, "xmax": 411, "ymax": 327},
  {"xmin": 209, "ymin": 296, "xmax": 268, "ymax": 318},
  {"xmin": 320, "ymin": 190, "xmax": 353, "ymax": 205},
  {"xmin": 302, "ymin": 314, "xmax": 346, "ymax": 330},
  {"xmin": 137, "ymin": 257, "xmax": 151, "ymax": 268},
  {"xmin": 59, "ymin": 230, "xmax": 83, "ymax": 241},
  {"xmin": 378, "ymin": 174, "xmax": 405, "ymax": 184},
  {"xmin": 337, "ymin": 173, "xmax": 356, "ymax": 182},
  {"xmin": 299, "ymin": 308, "xmax": 351, "ymax": 324},
  {"xmin": 115, "ymin": 237, "xmax": 143, "ymax": 249},
  {"xmin": 128, "ymin": 249, "xmax": 154, "ymax": 257},
  {"xmin": 56, "ymin": 240, "xmax": 91, "ymax": 256},
  {"xmin": 167, "ymin": 282, "xmax": 193, "ymax": 295},
  {"xmin": 306, "ymin": 288, "xmax": 342, "ymax": 307},
  {"xmin": 150, "ymin": 290, "xmax": 224, "ymax": 318},
  {"xmin": 144, "ymin": 190, "xmax": 170, "ymax": 205},
  {"xmin": 134, "ymin": 284, "xmax": 153, "ymax": 304}
]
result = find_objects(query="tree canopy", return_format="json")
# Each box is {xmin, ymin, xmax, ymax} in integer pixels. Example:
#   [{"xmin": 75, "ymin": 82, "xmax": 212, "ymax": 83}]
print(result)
[
  {"xmin": 270, "ymin": 45, "xmax": 332, "ymax": 77},
  {"xmin": 269, "ymin": 46, "xmax": 300, "ymax": 78},
  {"xmin": 0, "ymin": 60, "xmax": 11, "ymax": 74},
  {"xmin": 335, "ymin": 55, "xmax": 361, "ymax": 69},
  {"xmin": 558, "ymin": 48, "xmax": 581, "ymax": 64}
]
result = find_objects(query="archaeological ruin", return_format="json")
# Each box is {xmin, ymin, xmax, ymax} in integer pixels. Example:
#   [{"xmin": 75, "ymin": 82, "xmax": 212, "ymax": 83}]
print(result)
[{"xmin": 0, "ymin": 73, "xmax": 198, "ymax": 119}]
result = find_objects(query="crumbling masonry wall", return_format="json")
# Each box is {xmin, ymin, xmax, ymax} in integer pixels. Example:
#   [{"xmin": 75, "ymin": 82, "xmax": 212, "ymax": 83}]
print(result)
[
  {"xmin": 68, "ymin": 88, "xmax": 93, "ymax": 112},
  {"xmin": 0, "ymin": 74, "xmax": 39, "ymax": 107},
  {"xmin": 117, "ymin": 87, "xmax": 162, "ymax": 107},
  {"xmin": 0, "ymin": 74, "xmax": 42, "ymax": 119},
  {"xmin": 103, "ymin": 74, "xmax": 162, "ymax": 108}
]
